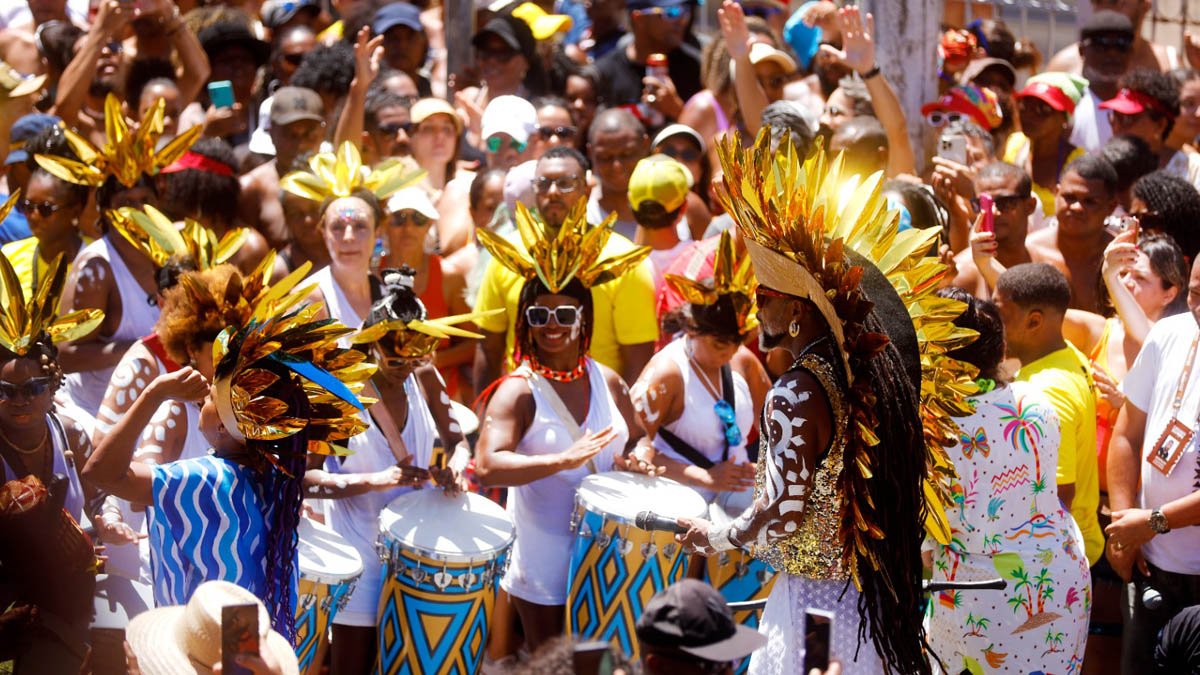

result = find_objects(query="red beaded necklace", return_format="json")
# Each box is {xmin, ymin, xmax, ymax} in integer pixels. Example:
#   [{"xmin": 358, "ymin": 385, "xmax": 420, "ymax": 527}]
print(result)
[{"xmin": 529, "ymin": 356, "xmax": 587, "ymax": 382}]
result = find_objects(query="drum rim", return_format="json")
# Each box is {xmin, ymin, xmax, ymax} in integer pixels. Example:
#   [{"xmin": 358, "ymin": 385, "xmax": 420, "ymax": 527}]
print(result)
[
  {"xmin": 378, "ymin": 531, "xmax": 514, "ymax": 564},
  {"xmin": 299, "ymin": 568, "xmax": 365, "ymax": 587},
  {"xmin": 575, "ymin": 473, "xmax": 709, "ymax": 524}
]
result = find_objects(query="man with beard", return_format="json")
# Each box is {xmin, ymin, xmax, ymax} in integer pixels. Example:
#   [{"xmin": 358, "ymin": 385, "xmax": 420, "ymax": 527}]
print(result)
[
  {"xmin": 1068, "ymin": 11, "xmax": 1135, "ymax": 153},
  {"xmin": 474, "ymin": 145, "xmax": 658, "ymax": 389}
]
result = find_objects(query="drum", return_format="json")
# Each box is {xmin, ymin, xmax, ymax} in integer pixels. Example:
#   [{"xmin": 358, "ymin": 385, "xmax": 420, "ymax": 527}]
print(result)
[
  {"xmin": 566, "ymin": 472, "xmax": 707, "ymax": 660},
  {"xmin": 294, "ymin": 518, "xmax": 364, "ymax": 675},
  {"xmin": 705, "ymin": 490, "xmax": 777, "ymax": 674},
  {"xmin": 376, "ymin": 489, "xmax": 514, "ymax": 675}
]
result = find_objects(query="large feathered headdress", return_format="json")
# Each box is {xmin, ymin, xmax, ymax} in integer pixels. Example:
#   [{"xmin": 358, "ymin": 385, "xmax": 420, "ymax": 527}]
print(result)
[
  {"xmin": 209, "ymin": 252, "xmax": 377, "ymax": 463},
  {"xmin": 476, "ymin": 199, "xmax": 650, "ymax": 293},
  {"xmin": 279, "ymin": 142, "xmax": 425, "ymax": 203},
  {"xmin": 35, "ymin": 94, "xmax": 200, "ymax": 188},
  {"xmin": 108, "ymin": 205, "xmax": 247, "ymax": 270},
  {"xmin": 664, "ymin": 229, "xmax": 757, "ymax": 334},
  {"xmin": 351, "ymin": 267, "xmax": 502, "ymax": 359},
  {"xmin": 0, "ymin": 251, "xmax": 103, "ymax": 356}
]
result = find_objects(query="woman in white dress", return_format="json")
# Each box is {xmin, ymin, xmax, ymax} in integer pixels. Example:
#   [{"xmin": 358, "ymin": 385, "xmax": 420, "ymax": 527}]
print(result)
[{"xmin": 474, "ymin": 205, "xmax": 657, "ymax": 651}]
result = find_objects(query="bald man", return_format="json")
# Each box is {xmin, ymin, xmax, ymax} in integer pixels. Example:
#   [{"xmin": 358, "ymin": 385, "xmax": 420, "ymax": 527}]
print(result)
[{"xmin": 587, "ymin": 108, "xmax": 651, "ymax": 241}]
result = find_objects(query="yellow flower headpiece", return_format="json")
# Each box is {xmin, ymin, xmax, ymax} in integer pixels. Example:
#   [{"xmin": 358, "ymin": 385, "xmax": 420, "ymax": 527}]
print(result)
[
  {"xmin": 716, "ymin": 130, "xmax": 980, "ymax": 562},
  {"xmin": 664, "ymin": 229, "xmax": 758, "ymax": 333},
  {"xmin": 477, "ymin": 199, "xmax": 650, "ymax": 293},
  {"xmin": 350, "ymin": 268, "xmax": 503, "ymax": 358},
  {"xmin": 280, "ymin": 142, "xmax": 426, "ymax": 203},
  {"xmin": 210, "ymin": 252, "xmax": 377, "ymax": 463},
  {"xmin": 0, "ymin": 250, "xmax": 103, "ymax": 356},
  {"xmin": 108, "ymin": 205, "xmax": 247, "ymax": 270},
  {"xmin": 35, "ymin": 94, "xmax": 201, "ymax": 188}
]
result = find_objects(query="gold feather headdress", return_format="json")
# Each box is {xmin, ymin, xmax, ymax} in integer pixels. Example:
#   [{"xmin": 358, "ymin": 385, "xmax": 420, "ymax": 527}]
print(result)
[
  {"xmin": 664, "ymin": 229, "xmax": 758, "ymax": 334},
  {"xmin": 716, "ymin": 130, "xmax": 979, "ymax": 557},
  {"xmin": 280, "ymin": 142, "xmax": 426, "ymax": 203},
  {"xmin": 35, "ymin": 93, "xmax": 201, "ymax": 188},
  {"xmin": 0, "ymin": 251, "xmax": 103, "ymax": 356},
  {"xmin": 351, "ymin": 267, "xmax": 503, "ymax": 358},
  {"xmin": 209, "ymin": 251, "xmax": 377, "ymax": 462},
  {"xmin": 108, "ymin": 205, "xmax": 247, "ymax": 270},
  {"xmin": 476, "ymin": 199, "xmax": 650, "ymax": 293}
]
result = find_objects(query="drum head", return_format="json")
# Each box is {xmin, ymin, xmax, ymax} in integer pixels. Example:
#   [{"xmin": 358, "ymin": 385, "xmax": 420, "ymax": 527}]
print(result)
[
  {"xmin": 92, "ymin": 574, "xmax": 155, "ymax": 629},
  {"xmin": 450, "ymin": 401, "xmax": 479, "ymax": 436},
  {"xmin": 298, "ymin": 518, "xmax": 365, "ymax": 584},
  {"xmin": 709, "ymin": 489, "xmax": 757, "ymax": 528},
  {"xmin": 576, "ymin": 472, "xmax": 708, "ymax": 524},
  {"xmin": 380, "ymin": 489, "xmax": 514, "ymax": 561}
]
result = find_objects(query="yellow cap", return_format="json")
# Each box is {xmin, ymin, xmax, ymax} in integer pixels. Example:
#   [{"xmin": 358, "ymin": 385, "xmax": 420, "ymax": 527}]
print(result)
[
  {"xmin": 628, "ymin": 154, "xmax": 692, "ymax": 212},
  {"xmin": 511, "ymin": 2, "xmax": 573, "ymax": 41}
]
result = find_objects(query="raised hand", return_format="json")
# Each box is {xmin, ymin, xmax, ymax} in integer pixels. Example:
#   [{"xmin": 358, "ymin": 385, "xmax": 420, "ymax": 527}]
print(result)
[
  {"xmin": 353, "ymin": 26, "xmax": 384, "ymax": 88},
  {"xmin": 1101, "ymin": 224, "xmax": 1139, "ymax": 281},
  {"xmin": 151, "ymin": 366, "xmax": 209, "ymax": 403},
  {"xmin": 969, "ymin": 212, "xmax": 998, "ymax": 260},
  {"xmin": 818, "ymin": 6, "xmax": 876, "ymax": 74},
  {"xmin": 717, "ymin": 0, "xmax": 750, "ymax": 60}
]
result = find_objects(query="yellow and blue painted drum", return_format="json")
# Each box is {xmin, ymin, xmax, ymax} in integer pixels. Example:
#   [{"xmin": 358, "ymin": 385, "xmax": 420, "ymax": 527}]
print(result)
[
  {"xmin": 376, "ymin": 489, "xmax": 514, "ymax": 675},
  {"xmin": 294, "ymin": 517, "xmax": 364, "ymax": 675},
  {"xmin": 566, "ymin": 472, "xmax": 707, "ymax": 660},
  {"xmin": 705, "ymin": 490, "xmax": 777, "ymax": 674}
]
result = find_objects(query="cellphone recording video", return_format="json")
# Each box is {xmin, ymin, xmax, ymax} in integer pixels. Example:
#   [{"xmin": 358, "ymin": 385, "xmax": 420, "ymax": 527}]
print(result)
[
  {"xmin": 803, "ymin": 608, "xmax": 834, "ymax": 673},
  {"xmin": 221, "ymin": 603, "xmax": 259, "ymax": 675}
]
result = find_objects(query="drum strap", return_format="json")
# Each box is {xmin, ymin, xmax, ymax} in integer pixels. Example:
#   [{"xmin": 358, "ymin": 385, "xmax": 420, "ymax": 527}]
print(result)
[
  {"xmin": 657, "ymin": 365, "xmax": 735, "ymax": 470},
  {"xmin": 517, "ymin": 364, "xmax": 599, "ymax": 474}
]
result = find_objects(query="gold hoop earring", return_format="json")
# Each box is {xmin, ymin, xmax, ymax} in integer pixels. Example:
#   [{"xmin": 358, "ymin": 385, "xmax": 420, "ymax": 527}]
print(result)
[{"xmin": 788, "ymin": 321, "xmax": 801, "ymax": 338}]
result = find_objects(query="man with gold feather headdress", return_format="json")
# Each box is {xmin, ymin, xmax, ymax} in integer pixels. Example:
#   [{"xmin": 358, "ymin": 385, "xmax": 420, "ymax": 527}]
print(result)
[
  {"xmin": 676, "ymin": 132, "xmax": 980, "ymax": 674},
  {"xmin": 83, "ymin": 255, "xmax": 376, "ymax": 640}
]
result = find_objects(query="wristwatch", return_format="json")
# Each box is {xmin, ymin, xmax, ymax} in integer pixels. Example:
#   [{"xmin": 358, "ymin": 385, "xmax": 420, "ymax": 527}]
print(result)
[{"xmin": 1150, "ymin": 509, "xmax": 1171, "ymax": 534}]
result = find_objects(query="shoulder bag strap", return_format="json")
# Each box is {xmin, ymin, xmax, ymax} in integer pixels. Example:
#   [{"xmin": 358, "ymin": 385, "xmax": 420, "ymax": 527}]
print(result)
[
  {"xmin": 656, "ymin": 426, "xmax": 715, "ymax": 470},
  {"xmin": 719, "ymin": 363, "xmax": 735, "ymax": 463},
  {"xmin": 523, "ymin": 366, "xmax": 599, "ymax": 474}
]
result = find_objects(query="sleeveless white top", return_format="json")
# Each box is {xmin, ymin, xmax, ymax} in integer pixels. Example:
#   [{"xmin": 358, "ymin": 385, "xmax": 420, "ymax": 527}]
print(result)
[
  {"xmin": 63, "ymin": 237, "xmax": 160, "ymax": 417},
  {"xmin": 325, "ymin": 374, "xmax": 437, "ymax": 625},
  {"xmin": 0, "ymin": 413, "xmax": 84, "ymax": 522},
  {"xmin": 501, "ymin": 359, "xmax": 626, "ymax": 606},
  {"xmin": 310, "ymin": 266, "xmax": 365, "ymax": 345},
  {"xmin": 651, "ymin": 338, "xmax": 754, "ymax": 502}
]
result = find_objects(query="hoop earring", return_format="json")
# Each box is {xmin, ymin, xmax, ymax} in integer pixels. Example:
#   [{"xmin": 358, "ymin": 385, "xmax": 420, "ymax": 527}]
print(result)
[{"xmin": 788, "ymin": 321, "xmax": 801, "ymax": 338}]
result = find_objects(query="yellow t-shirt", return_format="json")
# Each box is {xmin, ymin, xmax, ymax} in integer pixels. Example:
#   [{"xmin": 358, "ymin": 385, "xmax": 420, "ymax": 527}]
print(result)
[
  {"xmin": 1017, "ymin": 343, "xmax": 1103, "ymax": 566},
  {"xmin": 475, "ymin": 230, "xmax": 659, "ymax": 375},
  {"xmin": 1, "ymin": 236, "xmax": 91, "ymax": 301},
  {"xmin": 1001, "ymin": 131, "xmax": 1084, "ymax": 217}
]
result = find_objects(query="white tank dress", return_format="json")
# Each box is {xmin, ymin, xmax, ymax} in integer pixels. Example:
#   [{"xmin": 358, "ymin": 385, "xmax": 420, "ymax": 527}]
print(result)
[
  {"xmin": 0, "ymin": 412, "xmax": 84, "ymax": 522},
  {"xmin": 500, "ymin": 359, "xmax": 626, "ymax": 606}
]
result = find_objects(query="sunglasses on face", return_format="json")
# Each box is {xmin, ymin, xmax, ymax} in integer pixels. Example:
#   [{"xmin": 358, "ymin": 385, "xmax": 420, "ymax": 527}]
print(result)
[
  {"xmin": 660, "ymin": 146, "xmax": 701, "ymax": 163},
  {"xmin": 525, "ymin": 305, "xmax": 581, "ymax": 327},
  {"xmin": 486, "ymin": 135, "xmax": 527, "ymax": 153},
  {"xmin": 971, "ymin": 194, "xmax": 1028, "ymax": 213},
  {"xmin": 1084, "ymin": 35, "xmax": 1133, "ymax": 52},
  {"xmin": 392, "ymin": 210, "xmax": 431, "ymax": 227},
  {"xmin": 536, "ymin": 125, "xmax": 577, "ymax": 140},
  {"xmin": 632, "ymin": 5, "xmax": 689, "ymax": 20},
  {"xmin": 478, "ymin": 49, "xmax": 519, "ymax": 64},
  {"xmin": 0, "ymin": 377, "xmax": 52, "ymax": 401},
  {"xmin": 377, "ymin": 122, "xmax": 414, "ymax": 136},
  {"xmin": 533, "ymin": 175, "xmax": 582, "ymax": 194},
  {"xmin": 925, "ymin": 111, "xmax": 965, "ymax": 127},
  {"xmin": 19, "ymin": 199, "xmax": 61, "ymax": 217}
]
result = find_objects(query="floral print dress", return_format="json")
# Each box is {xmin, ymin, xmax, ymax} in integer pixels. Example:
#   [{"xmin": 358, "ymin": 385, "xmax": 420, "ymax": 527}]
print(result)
[{"xmin": 925, "ymin": 382, "xmax": 1091, "ymax": 674}]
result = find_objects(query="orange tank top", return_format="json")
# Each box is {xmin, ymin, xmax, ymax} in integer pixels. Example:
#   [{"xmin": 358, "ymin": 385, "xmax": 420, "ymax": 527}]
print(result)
[
  {"xmin": 1090, "ymin": 318, "xmax": 1119, "ymax": 493},
  {"xmin": 417, "ymin": 255, "xmax": 459, "ymax": 397}
]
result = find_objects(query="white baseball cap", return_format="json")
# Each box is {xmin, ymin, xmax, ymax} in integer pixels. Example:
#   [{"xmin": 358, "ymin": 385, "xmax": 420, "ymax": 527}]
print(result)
[
  {"xmin": 387, "ymin": 187, "xmax": 440, "ymax": 219},
  {"xmin": 481, "ymin": 95, "xmax": 538, "ymax": 147}
]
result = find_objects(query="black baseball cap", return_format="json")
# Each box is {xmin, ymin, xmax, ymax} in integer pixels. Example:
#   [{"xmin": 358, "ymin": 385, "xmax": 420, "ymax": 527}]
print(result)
[
  {"xmin": 635, "ymin": 580, "xmax": 767, "ymax": 663},
  {"xmin": 198, "ymin": 21, "xmax": 271, "ymax": 66},
  {"xmin": 1081, "ymin": 10, "xmax": 1134, "ymax": 40},
  {"xmin": 472, "ymin": 14, "xmax": 536, "ymax": 63}
]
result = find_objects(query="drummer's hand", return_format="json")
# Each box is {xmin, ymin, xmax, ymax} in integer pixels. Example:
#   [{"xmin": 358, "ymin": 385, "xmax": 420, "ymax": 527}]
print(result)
[
  {"xmin": 556, "ymin": 426, "xmax": 617, "ymax": 470},
  {"xmin": 704, "ymin": 461, "xmax": 757, "ymax": 492},
  {"xmin": 429, "ymin": 465, "xmax": 462, "ymax": 496},
  {"xmin": 675, "ymin": 516, "xmax": 716, "ymax": 556},
  {"xmin": 96, "ymin": 514, "xmax": 143, "ymax": 545},
  {"xmin": 613, "ymin": 450, "xmax": 664, "ymax": 477},
  {"xmin": 374, "ymin": 460, "xmax": 428, "ymax": 489}
]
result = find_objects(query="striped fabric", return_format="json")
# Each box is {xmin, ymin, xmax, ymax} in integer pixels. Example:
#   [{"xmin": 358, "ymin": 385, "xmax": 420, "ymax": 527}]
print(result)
[{"xmin": 148, "ymin": 455, "xmax": 274, "ymax": 607}]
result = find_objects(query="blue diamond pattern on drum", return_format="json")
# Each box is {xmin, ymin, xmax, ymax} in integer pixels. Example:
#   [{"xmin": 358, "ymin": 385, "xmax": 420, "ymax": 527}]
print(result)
[{"xmin": 294, "ymin": 602, "xmax": 320, "ymax": 673}]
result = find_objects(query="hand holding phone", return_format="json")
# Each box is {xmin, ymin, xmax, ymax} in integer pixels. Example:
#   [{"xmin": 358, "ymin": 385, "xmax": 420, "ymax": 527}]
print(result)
[
  {"xmin": 208, "ymin": 80, "xmax": 235, "ymax": 110},
  {"xmin": 803, "ymin": 608, "xmax": 834, "ymax": 673},
  {"xmin": 978, "ymin": 193, "xmax": 994, "ymax": 234},
  {"xmin": 222, "ymin": 603, "xmax": 259, "ymax": 675},
  {"xmin": 937, "ymin": 134, "xmax": 968, "ymax": 167}
]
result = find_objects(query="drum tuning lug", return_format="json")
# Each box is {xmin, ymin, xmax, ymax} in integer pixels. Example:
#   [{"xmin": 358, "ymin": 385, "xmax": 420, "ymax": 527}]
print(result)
[
  {"xmin": 640, "ymin": 542, "xmax": 657, "ymax": 558},
  {"xmin": 434, "ymin": 570, "xmax": 453, "ymax": 590},
  {"xmin": 321, "ymin": 595, "xmax": 333, "ymax": 612},
  {"xmin": 719, "ymin": 552, "xmax": 731, "ymax": 566},
  {"xmin": 736, "ymin": 562, "xmax": 748, "ymax": 578},
  {"xmin": 569, "ymin": 509, "xmax": 582, "ymax": 533},
  {"xmin": 620, "ymin": 538, "xmax": 634, "ymax": 555},
  {"xmin": 461, "ymin": 571, "xmax": 478, "ymax": 589},
  {"xmin": 662, "ymin": 543, "xmax": 678, "ymax": 559},
  {"xmin": 597, "ymin": 531, "xmax": 611, "ymax": 548},
  {"xmin": 756, "ymin": 569, "xmax": 769, "ymax": 584},
  {"xmin": 412, "ymin": 567, "xmax": 428, "ymax": 585}
]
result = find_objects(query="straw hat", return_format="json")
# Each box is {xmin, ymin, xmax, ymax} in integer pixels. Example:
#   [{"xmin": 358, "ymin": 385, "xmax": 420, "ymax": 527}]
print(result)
[{"xmin": 126, "ymin": 581, "xmax": 299, "ymax": 675}]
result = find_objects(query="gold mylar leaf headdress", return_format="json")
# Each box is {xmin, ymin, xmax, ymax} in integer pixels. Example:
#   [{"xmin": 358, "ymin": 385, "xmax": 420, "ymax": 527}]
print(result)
[
  {"xmin": 664, "ymin": 229, "xmax": 758, "ymax": 333},
  {"xmin": 280, "ymin": 141, "xmax": 426, "ymax": 203},
  {"xmin": 210, "ymin": 251, "xmax": 377, "ymax": 462},
  {"xmin": 476, "ymin": 199, "xmax": 650, "ymax": 293},
  {"xmin": 108, "ymin": 204, "xmax": 247, "ymax": 270},
  {"xmin": 351, "ymin": 267, "xmax": 503, "ymax": 358},
  {"xmin": 35, "ymin": 94, "xmax": 201, "ymax": 188},
  {"xmin": 716, "ymin": 130, "xmax": 979, "ymax": 557},
  {"xmin": 0, "ymin": 251, "xmax": 103, "ymax": 356}
]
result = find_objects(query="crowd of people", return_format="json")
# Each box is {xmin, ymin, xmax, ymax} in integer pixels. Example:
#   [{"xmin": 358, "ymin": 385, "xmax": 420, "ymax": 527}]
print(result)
[{"xmin": 1, "ymin": 0, "xmax": 1200, "ymax": 672}]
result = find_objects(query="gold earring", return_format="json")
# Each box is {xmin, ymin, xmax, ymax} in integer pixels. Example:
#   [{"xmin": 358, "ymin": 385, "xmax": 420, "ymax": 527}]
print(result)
[{"xmin": 788, "ymin": 321, "xmax": 800, "ymax": 337}]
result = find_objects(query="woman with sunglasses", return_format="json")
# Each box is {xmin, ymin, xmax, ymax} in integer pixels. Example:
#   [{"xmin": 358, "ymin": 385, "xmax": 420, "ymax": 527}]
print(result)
[
  {"xmin": 530, "ymin": 96, "xmax": 578, "ymax": 157},
  {"xmin": 306, "ymin": 266, "xmax": 467, "ymax": 674},
  {"xmin": 630, "ymin": 231, "xmax": 764, "ymax": 502},
  {"xmin": 457, "ymin": 14, "xmax": 546, "ymax": 149},
  {"xmin": 382, "ymin": 187, "xmax": 475, "ymax": 401},
  {"xmin": 1, "ymin": 167, "xmax": 90, "ymax": 301},
  {"xmin": 474, "ymin": 207, "xmax": 656, "ymax": 652}
]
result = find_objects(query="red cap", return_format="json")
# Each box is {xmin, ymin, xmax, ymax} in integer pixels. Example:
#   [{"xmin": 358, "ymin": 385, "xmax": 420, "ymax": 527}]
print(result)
[
  {"xmin": 1017, "ymin": 81, "xmax": 1076, "ymax": 115},
  {"xmin": 1099, "ymin": 88, "xmax": 1175, "ymax": 118}
]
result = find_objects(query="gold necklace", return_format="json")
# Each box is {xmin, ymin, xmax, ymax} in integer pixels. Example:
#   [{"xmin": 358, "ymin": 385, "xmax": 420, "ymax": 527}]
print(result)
[{"xmin": 0, "ymin": 422, "xmax": 48, "ymax": 455}]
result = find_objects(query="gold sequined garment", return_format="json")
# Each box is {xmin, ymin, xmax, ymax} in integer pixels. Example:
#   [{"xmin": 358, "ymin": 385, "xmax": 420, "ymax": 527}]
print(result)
[{"xmin": 753, "ymin": 351, "xmax": 850, "ymax": 580}]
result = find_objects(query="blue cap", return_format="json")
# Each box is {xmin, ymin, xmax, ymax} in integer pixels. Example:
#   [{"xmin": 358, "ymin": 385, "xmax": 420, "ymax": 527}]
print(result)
[
  {"xmin": 373, "ymin": 2, "xmax": 423, "ymax": 35},
  {"xmin": 784, "ymin": 1, "xmax": 822, "ymax": 70},
  {"xmin": 6, "ymin": 113, "xmax": 60, "ymax": 165}
]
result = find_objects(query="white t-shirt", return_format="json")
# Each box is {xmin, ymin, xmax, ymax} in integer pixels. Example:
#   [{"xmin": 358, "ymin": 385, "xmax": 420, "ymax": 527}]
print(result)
[
  {"xmin": 1122, "ymin": 313, "xmax": 1200, "ymax": 575},
  {"xmin": 648, "ymin": 239, "xmax": 691, "ymax": 293},
  {"xmin": 1068, "ymin": 88, "xmax": 1112, "ymax": 154},
  {"xmin": 1163, "ymin": 150, "xmax": 1200, "ymax": 192}
]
